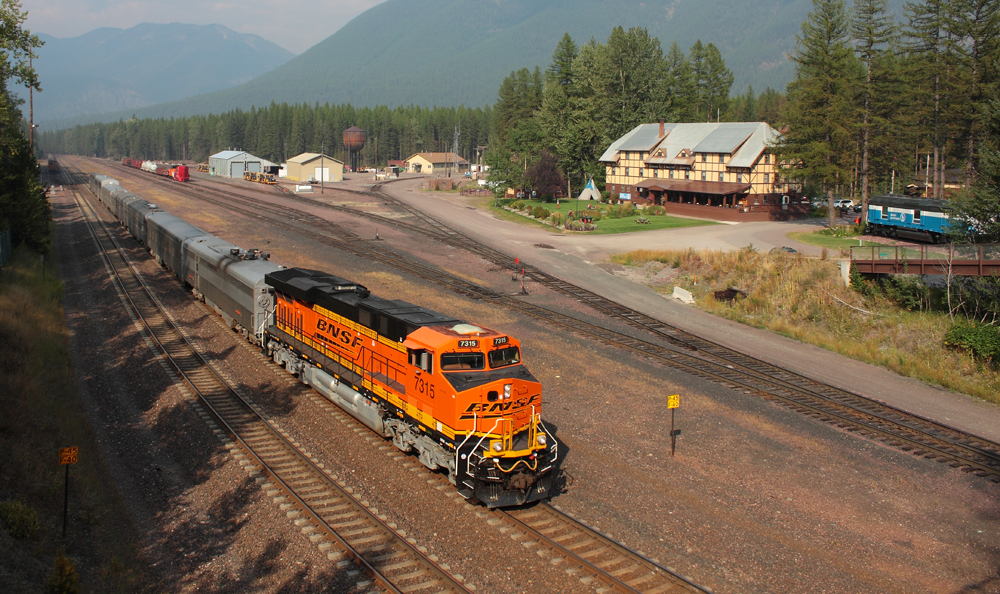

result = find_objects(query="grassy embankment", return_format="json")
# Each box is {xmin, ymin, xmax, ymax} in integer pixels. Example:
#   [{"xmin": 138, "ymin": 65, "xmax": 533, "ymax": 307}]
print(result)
[
  {"xmin": 0, "ymin": 246, "xmax": 151, "ymax": 592},
  {"xmin": 611, "ymin": 247, "xmax": 1000, "ymax": 403},
  {"xmin": 787, "ymin": 230, "xmax": 881, "ymax": 252}
]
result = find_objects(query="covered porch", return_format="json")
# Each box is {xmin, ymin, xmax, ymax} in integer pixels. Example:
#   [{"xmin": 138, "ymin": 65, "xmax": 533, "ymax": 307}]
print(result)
[{"xmin": 634, "ymin": 178, "xmax": 752, "ymax": 208}]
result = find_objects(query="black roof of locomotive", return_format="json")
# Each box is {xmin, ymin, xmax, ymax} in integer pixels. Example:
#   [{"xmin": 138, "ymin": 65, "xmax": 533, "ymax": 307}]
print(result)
[
  {"xmin": 266, "ymin": 267, "xmax": 461, "ymax": 328},
  {"xmin": 869, "ymin": 194, "xmax": 951, "ymax": 213}
]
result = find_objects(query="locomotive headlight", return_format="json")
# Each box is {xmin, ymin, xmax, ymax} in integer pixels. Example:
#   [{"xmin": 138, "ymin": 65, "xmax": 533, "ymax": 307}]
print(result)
[
  {"xmin": 537, "ymin": 434, "xmax": 547, "ymax": 446},
  {"xmin": 503, "ymin": 384, "xmax": 511, "ymax": 399},
  {"xmin": 492, "ymin": 442, "xmax": 503, "ymax": 452}
]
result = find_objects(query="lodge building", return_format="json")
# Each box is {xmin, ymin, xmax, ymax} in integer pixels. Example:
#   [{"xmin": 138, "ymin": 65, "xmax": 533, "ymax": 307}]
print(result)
[{"xmin": 600, "ymin": 121, "xmax": 801, "ymax": 218}]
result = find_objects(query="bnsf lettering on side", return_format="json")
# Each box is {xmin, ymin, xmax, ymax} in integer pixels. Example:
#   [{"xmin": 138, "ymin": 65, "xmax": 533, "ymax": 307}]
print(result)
[{"xmin": 316, "ymin": 319, "xmax": 363, "ymax": 348}]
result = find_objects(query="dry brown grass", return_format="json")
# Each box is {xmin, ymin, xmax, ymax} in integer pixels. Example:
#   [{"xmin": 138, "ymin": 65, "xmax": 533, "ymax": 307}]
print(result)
[
  {"xmin": 0, "ymin": 246, "xmax": 152, "ymax": 592},
  {"xmin": 611, "ymin": 248, "xmax": 1000, "ymax": 403}
]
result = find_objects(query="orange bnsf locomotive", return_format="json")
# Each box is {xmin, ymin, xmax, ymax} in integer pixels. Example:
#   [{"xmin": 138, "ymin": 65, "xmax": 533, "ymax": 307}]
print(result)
[
  {"xmin": 265, "ymin": 268, "xmax": 557, "ymax": 507},
  {"xmin": 87, "ymin": 171, "xmax": 557, "ymax": 507}
]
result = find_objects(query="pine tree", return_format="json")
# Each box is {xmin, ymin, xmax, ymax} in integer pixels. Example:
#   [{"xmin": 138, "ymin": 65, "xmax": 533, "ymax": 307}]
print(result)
[
  {"xmin": 949, "ymin": 99, "xmax": 1000, "ymax": 241},
  {"xmin": 756, "ymin": 87, "xmax": 786, "ymax": 125},
  {"xmin": 46, "ymin": 550, "xmax": 80, "ymax": 594},
  {"xmin": 904, "ymin": 0, "xmax": 951, "ymax": 199},
  {"xmin": 702, "ymin": 42, "xmax": 734, "ymax": 121},
  {"xmin": 778, "ymin": 0, "xmax": 857, "ymax": 227},
  {"xmin": 688, "ymin": 40, "xmax": 708, "ymax": 120},
  {"xmin": 547, "ymin": 32, "xmax": 578, "ymax": 88},
  {"xmin": 738, "ymin": 85, "xmax": 758, "ymax": 121},
  {"xmin": 664, "ymin": 41, "xmax": 695, "ymax": 122},
  {"xmin": 851, "ymin": 0, "xmax": 896, "ymax": 220},
  {"xmin": 950, "ymin": 0, "xmax": 1000, "ymax": 186}
]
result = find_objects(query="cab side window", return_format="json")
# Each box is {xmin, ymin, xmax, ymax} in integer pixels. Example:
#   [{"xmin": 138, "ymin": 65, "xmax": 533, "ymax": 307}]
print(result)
[{"xmin": 408, "ymin": 348, "xmax": 433, "ymax": 373}]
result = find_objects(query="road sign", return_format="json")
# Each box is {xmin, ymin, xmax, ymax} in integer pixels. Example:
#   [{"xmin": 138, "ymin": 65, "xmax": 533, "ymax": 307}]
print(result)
[
  {"xmin": 667, "ymin": 394, "xmax": 680, "ymax": 409},
  {"xmin": 59, "ymin": 447, "xmax": 78, "ymax": 465}
]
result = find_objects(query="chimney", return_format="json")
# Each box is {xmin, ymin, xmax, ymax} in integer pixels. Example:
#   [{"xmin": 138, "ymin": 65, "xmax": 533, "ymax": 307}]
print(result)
[{"xmin": 659, "ymin": 118, "xmax": 665, "ymax": 137}]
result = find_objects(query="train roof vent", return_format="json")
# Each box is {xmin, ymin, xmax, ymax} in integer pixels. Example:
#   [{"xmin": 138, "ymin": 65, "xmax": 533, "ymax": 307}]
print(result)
[{"xmin": 451, "ymin": 323, "xmax": 483, "ymax": 335}]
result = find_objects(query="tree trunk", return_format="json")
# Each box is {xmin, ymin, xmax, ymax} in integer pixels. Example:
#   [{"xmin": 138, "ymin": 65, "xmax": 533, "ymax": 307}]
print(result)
[{"xmin": 861, "ymin": 59, "xmax": 871, "ymax": 224}]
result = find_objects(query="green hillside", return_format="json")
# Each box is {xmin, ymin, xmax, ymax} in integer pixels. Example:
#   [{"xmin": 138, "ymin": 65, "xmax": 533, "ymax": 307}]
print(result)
[{"xmin": 46, "ymin": 0, "xmax": 905, "ymax": 128}]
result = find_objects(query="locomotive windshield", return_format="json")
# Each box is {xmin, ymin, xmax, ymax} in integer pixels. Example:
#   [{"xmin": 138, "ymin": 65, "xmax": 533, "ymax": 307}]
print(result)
[
  {"xmin": 441, "ymin": 352, "xmax": 485, "ymax": 371},
  {"xmin": 489, "ymin": 347, "xmax": 520, "ymax": 369}
]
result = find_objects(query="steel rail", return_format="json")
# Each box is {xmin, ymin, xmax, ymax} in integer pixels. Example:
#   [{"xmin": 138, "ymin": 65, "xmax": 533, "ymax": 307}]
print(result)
[
  {"xmin": 499, "ymin": 505, "xmax": 712, "ymax": 594},
  {"xmin": 163, "ymin": 168, "xmax": 1000, "ymax": 481},
  {"xmin": 99, "ymin": 162, "xmax": 1000, "ymax": 481},
  {"xmin": 65, "ymin": 163, "xmax": 470, "ymax": 594}
]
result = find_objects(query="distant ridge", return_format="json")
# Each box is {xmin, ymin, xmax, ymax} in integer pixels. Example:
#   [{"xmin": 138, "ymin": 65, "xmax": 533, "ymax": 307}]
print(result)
[
  {"xmin": 31, "ymin": 23, "xmax": 295, "ymax": 124},
  {"xmin": 44, "ymin": 0, "xmax": 906, "ymax": 129}
]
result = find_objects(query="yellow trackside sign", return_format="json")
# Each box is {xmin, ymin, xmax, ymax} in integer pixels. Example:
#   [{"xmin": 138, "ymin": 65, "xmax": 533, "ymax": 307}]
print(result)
[{"xmin": 667, "ymin": 394, "xmax": 680, "ymax": 409}]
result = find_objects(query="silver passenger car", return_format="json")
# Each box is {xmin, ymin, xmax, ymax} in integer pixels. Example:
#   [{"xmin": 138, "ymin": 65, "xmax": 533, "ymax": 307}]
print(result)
[
  {"xmin": 145, "ymin": 212, "xmax": 210, "ymax": 278},
  {"xmin": 121, "ymin": 197, "xmax": 161, "ymax": 245},
  {"xmin": 182, "ymin": 235, "xmax": 279, "ymax": 343}
]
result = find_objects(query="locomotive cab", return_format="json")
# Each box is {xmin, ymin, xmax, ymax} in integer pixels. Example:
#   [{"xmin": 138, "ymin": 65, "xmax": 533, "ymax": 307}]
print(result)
[{"xmin": 403, "ymin": 324, "xmax": 556, "ymax": 506}]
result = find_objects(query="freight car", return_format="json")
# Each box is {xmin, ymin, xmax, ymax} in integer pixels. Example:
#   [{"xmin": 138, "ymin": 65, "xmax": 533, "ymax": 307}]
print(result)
[
  {"xmin": 85, "ymin": 172, "xmax": 558, "ymax": 507},
  {"xmin": 866, "ymin": 194, "xmax": 952, "ymax": 243},
  {"xmin": 121, "ymin": 158, "xmax": 188, "ymax": 181}
]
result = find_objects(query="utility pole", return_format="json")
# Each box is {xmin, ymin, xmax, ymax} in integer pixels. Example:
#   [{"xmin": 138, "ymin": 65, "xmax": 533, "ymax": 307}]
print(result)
[{"xmin": 320, "ymin": 142, "xmax": 324, "ymax": 194}]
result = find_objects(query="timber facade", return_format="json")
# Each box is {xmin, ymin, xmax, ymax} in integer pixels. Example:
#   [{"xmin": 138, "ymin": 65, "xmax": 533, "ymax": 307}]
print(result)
[{"xmin": 600, "ymin": 121, "xmax": 803, "ymax": 219}]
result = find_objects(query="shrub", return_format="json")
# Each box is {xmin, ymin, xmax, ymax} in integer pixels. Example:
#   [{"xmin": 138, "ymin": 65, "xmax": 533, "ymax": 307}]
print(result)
[
  {"xmin": 509, "ymin": 201, "xmax": 523, "ymax": 210},
  {"xmin": 600, "ymin": 190, "xmax": 611, "ymax": 202},
  {"xmin": 648, "ymin": 205, "xmax": 666, "ymax": 216},
  {"xmin": 47, "ymin": 550, "xmax": 81, "ymax": 594},
  {"xmin": 0, "ymin": 500, "xmax": 39, "ymax": 539},
  {"xmin": 549, "ymin": 212, "xmax": 564, "ymax": 226},
  {"xmin": 944, "ymin": 322, "xmax": 1000, "ymax": 365},
  {"xmin": 882, "ymin": 275, "xmax": 931, "ymax": 311},
  {"xmin": 565, "ymin": 220, "xmax": 597, "ymax": 231},
  {"xmin": 819, "ymin": 225, "xmax": 855, "ymax": 238},
  {"xmin": 532, "ymin": 206, "xmax": 550, "ymax": 219}
]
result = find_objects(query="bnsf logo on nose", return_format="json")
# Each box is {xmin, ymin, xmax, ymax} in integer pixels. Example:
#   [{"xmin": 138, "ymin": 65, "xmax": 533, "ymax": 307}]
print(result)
[{"xmin": 316, "ymin": 319, "xmax": 363, "ymax": 347}]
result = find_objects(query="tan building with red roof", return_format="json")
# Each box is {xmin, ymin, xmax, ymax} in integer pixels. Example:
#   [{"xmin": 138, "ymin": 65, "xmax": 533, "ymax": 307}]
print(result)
[{"xmin": 404, "ymin": 152, "xmax": 470, "ymax": 175}]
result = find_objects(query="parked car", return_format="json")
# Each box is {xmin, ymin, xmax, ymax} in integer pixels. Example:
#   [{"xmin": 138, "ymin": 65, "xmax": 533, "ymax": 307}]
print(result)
[{"xmin": 834, "ymin": 198, "xmax": 854, "ymax": 209}]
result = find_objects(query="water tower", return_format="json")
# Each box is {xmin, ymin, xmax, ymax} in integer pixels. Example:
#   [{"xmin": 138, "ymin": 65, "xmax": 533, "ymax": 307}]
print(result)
[{"xmin": 343, "ymin": 126, "xmax": 366, "ymax": 172}]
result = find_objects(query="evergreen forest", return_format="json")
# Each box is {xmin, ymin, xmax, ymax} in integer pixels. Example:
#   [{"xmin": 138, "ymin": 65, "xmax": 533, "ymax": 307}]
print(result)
[
  {"xmin": 0, "ymin": 0, "xmax": 49, "ymax": 253},
  {"xmin": 39, "ymin": 0, "xmax": 1000, "ymax": 238}
]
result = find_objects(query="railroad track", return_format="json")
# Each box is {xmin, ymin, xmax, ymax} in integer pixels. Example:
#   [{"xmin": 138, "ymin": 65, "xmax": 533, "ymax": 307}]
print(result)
[
  {"xmin": 64, "ymin": 163, "xmax": 471, "ymax": 594},
  {"xmin": 499, "ymin": 505, "xmax": 710, "ymax": 594},
  {"xmin": 98, "ymin": 161, "xmax": 1000, "ymax": 485},
  {"xmin": 80, "ymin": 161, "xmax": 722, "ymax": 593}
]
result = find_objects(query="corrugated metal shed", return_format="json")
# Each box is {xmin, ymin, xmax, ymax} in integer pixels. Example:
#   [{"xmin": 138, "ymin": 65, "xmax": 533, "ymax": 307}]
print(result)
[
  {"xmin": 208, "ymin": 150, "xmax": 265, "ymax": 178},
  {"xmin": 210, "ymin": 150, "xmax": 247, "ymax": 160}
]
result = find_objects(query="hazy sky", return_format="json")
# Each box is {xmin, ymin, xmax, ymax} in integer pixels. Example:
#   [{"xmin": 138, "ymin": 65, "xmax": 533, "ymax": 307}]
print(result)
[{"xmin": 23, "ymin": 0, "xmax": 385, "ymax": 54}]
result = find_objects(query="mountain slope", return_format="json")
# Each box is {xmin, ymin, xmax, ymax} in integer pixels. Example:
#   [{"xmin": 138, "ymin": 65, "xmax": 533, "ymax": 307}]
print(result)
[
  {"xmin": 46, "ymin": 0, "xmax": 905, "ymax": 127},
  {"xmin": 32, "ymin": 23, "xmax": 295, "ymax": 123}
]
